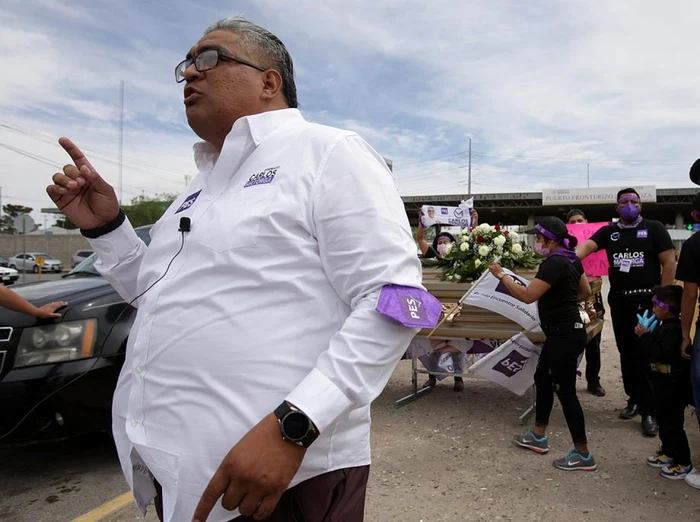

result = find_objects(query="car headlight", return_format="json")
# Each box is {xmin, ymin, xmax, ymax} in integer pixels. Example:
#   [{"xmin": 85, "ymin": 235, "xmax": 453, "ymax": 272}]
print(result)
[{"xmin": 15, "ymin": 319, "xmax": 97, "ymax": 368}]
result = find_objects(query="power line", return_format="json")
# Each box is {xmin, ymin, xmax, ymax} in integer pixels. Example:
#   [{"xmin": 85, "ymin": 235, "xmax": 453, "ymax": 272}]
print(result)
[
  {"xmin": 0, "ymin": 121, "xmax": 193, "ymax": 180},
  {"xmin": 471, "ymin": 151, "xmax": 687, "ymax": 165}
]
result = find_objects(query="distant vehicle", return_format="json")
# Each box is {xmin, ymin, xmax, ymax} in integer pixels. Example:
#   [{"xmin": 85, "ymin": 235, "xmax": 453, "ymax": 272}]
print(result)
[
  {"xmin": 0, "ymin": 266, "xmax": 19, "ymax": 285},
  {"xmin": 71, "ymin": 250, "xmax": 94, "ymax": 268},
  {"xmin": 0, "ymin": 225, "xmax": 152, "ymax": 443},
  {"xmin": 8, "ymin": 253, "xmax": 63, "ymax": 274},
  {"xmin": 0, "ymin": 256, "xmax": 8, "ymax": 268}
]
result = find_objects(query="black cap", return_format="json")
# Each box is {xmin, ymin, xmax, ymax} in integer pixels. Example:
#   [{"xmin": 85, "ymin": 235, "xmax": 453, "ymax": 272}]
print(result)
[
  {"xmin": 524, "ymin": 216, "xmax": 569, "ymax": 241},
  {"xmin": 566, "ymin": 208, "xmax": 586, "ymax": 221},
  {"xmin": 692, "ymin": 159, "xmax": 700, "ymax": 186},
  {"xmin": 693, "ymin": 192, "xmax": 700, "ymax": 212}
]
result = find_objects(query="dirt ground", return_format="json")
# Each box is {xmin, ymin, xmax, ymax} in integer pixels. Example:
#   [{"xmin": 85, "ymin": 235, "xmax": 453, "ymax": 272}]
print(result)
[{"xmin": 106, "ymin": 297, "xmax": 700, "ymax": 522}]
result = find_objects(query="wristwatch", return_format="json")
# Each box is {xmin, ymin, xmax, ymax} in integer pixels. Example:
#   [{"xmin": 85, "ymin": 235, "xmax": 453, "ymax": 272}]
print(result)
[{"xmin": 273, "ymin": 402, "xmax": 319, "ymax": 448}]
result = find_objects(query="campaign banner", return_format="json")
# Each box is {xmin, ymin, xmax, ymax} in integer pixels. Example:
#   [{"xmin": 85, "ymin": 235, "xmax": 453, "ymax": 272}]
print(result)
[
  {"xmin": 566, "ymin": 222, "xmax": 609, "ymax": 277},
  {"xmin": 470, "ymin": 333, "xmax": 542, "ymax": 396},
  {"xmin": 462, "ymin": 269, "xmax": 540, "ymax": 330},
  {"xmin": 420, "ymin": 199, "xmax": 473, "ymax": 229}
]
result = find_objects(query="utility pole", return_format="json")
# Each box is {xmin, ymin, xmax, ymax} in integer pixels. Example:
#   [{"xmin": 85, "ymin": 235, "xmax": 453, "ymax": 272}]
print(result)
[
  {"xmin": 467, "ymin": 136, "xmax": 472, "ymax": 197},
  {"xmin": 0, "ymin": 186, "xmax": 3, "ymax": 218},
  {"xmin": 184, "ymin": 175, "xmax": 191, "ymax": 187},
  {"xmin": 119, "ymin": 80, "xmax": 125, "ymax": 204},
  {"xmin": 587, "ymin": 163, "xmax": 590, "ymax": 188}
]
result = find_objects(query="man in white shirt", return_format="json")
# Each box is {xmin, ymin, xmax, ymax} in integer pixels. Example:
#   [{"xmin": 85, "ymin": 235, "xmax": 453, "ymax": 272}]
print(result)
[{"xmin": 47, "ymin": 16, "xmax": 430, "ymax": 522}]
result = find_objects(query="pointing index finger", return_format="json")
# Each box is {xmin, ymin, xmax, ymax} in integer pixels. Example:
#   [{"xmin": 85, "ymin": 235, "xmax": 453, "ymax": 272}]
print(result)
[
  {"xmin": 59, "ymin": 137, "xmax": 94, "ymax": 171},
  {"xmin": 192, "ymin": 468, "xmax": 230, "ymax": 522}
]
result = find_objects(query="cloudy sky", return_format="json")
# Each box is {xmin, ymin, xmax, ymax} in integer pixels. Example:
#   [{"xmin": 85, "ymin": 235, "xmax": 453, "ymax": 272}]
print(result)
[{"xmin": 1, "ymin": 0, "xmax": 698, "ymax": 224}]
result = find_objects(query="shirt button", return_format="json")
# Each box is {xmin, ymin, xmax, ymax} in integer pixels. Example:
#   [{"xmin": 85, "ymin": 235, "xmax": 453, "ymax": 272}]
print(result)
[
  {"xmin": 130, "ymin": 419, "xmax": 139, "ymax": 427},
  {"xmin": 135, "ymin": 366, "xmax": 144, "ymax": 375},
  {"xmin": 103, "ymin": 247, "xmax": 112, "ymax": 254},
  {"xmin": 144, "ymin": 313, "xmax": 152, "ymax": 323}
]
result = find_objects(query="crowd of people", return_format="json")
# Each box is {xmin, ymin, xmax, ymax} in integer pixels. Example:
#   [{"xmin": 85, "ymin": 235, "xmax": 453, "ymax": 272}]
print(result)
[{"xmin": 415, "ymin": 187, "xmax": 700, "ymax": 490}]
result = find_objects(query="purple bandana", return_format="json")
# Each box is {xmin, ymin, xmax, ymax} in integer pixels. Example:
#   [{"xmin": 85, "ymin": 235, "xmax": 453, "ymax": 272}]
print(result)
[
  {"xmin": 376, "ymin": 285, "xmax": 442, "ymax": 328},
  {"xmin": 535, "ymin": 224, "xmax": 577, "ymax": 263},
  {"xmin": 616, "ymin": 215, "xmax": 643, "ymax": 229},
  {"xmin": 652, "ymin": 296, "xmax": 678, "ymax": 314}
]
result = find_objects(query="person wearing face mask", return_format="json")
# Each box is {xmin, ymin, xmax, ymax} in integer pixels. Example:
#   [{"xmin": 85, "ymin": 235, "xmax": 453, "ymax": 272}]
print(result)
[
  {"xmin": 415, "ymin": 227, "xmax": 464, "ymax": 389},
  {"xmin": 566, "ymin": 209, "xmax": 607, "ymax": 397},
  {"xmin": 417, "ymin": 226, "xmax": 457, "ymax": 259},
  {"xmin": 675, "ymin": 189, "xmax": 700, "ymax": 490},
  {"xmin": 577, "ymin": 188, "xmax": 676, "ymax": 437},
  {"xmin": 489, "ymin": 217, "xmax": 596, "ymax": 471}
]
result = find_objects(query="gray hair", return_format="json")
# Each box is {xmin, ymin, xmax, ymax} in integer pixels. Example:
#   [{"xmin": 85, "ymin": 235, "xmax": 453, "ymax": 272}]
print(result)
[{"xmin": 205, "ymin": 17, "xmax": 298, "ymax": 108}]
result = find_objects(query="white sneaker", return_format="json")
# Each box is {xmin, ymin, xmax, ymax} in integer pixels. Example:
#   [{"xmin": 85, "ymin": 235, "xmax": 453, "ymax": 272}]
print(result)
[{"xmin": 685, "ymin": 469, "xmax": 700, "ymax": 490}]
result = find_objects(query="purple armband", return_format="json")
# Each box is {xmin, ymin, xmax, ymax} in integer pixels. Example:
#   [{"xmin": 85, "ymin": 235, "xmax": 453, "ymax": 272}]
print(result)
[{"xmin": 375, "ymin": 285, "xmax": 442, "ymax": 328}]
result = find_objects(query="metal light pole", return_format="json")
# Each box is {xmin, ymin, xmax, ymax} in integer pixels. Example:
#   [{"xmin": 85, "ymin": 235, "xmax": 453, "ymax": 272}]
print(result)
[
  {"xmin": 587, "ymin": 163, "xmax": 590, "ymax": 188},
  {"xmin": 118, "ymin": 80, "xmax": 125, "ymax": 204},
  {"xmin": 467, "ymin": 136, "xmax": 472, "ymax": 197}
]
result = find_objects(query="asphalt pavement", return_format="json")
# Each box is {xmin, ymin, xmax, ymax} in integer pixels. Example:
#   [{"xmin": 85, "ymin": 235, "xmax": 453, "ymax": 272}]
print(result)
[{"xmin": 0, "ymin": 434, "xmax": 130, "ymax": 522}]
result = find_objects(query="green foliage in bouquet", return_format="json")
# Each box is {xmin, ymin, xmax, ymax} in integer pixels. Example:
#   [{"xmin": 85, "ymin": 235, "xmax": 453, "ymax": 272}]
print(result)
[{"xmin": 421, "ymin": 224, "xmax": 542, "ymax": 282}]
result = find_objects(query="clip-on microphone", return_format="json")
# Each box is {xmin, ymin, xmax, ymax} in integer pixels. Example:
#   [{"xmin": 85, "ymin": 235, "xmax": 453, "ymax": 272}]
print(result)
[{"xmin": 179, "ymin": 217, "xmax": 191, "ymax": 233}]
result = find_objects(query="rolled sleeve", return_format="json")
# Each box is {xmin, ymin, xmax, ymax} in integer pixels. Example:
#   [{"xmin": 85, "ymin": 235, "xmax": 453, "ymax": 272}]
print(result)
[{"xmin": 286, "ymin": 135, "xmax": 423, "ymax": 432}]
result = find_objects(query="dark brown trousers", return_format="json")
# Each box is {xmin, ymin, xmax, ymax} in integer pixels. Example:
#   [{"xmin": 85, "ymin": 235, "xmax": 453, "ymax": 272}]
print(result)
[{"xmin": 155, "ymin": 466, "xmax": 370, "ymax": 522}]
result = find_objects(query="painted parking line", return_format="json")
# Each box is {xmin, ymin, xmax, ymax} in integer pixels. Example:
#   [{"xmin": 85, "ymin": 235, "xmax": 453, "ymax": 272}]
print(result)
[{"xmin": 71, "ymin": 492, "xmax": 134, "ymax": 522}]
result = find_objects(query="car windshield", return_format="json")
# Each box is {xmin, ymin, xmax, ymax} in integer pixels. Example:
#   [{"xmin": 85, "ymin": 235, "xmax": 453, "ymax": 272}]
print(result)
[
  {"xmin": 66, "ymin": 226, "xmax": 153, "ymax": 276},
  {"xmin": 33, "ymin": 253, "xmax": 54, "ymax": 259}
]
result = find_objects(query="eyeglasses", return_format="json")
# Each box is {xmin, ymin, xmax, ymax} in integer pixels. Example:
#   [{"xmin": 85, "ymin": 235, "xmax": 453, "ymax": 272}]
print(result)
[{"xmin": 175, "ymin": 48, "xmax": 266, "ymax": 83}]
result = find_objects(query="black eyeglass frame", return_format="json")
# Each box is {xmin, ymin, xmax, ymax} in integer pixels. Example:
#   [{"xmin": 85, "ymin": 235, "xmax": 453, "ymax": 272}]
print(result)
[{"xmin": 175, "ymin": 47, "xmax": 266, "ymax": 83}]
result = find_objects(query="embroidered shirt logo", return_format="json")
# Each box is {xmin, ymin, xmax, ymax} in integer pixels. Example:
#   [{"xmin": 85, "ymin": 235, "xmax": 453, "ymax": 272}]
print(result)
[
  {"xmin": 244, "ymin": 166, "xmax": 279, "ymax": 188},
  {"xmin": 611, "ymin": 232, "xmax": 620, "ymax": 241},
  {"xmin": 637, "ymin": 229, "xmax": 648, "ymax": 239},
  {"xmin": 175, "ymin": 190, "xmax": 201, "ymax": 214}
]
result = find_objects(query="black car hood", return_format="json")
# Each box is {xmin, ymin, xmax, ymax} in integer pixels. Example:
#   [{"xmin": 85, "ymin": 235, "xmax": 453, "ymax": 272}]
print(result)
[{"xmin": 0, "ymin": 276, "xmax": 118, "ymax": 328}]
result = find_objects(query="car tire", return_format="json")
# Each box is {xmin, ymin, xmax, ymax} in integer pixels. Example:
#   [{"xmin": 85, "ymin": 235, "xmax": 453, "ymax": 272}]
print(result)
[
  {"xmin": 9, "ymin": 264, "xmax": 16, "ymax": 270},
  {"xmin": 32, "ymin": 265, "xmax": 39, "ymax": 273}
]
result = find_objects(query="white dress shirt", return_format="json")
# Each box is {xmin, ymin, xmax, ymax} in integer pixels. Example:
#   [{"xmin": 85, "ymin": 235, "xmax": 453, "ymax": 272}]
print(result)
[{"xmin": 88, "ymin": 109, "xmax": 423, "ymax": 522}]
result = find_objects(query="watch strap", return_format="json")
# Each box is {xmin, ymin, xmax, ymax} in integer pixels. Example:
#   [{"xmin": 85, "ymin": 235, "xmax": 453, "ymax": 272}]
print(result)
[
  {"xmin": 81, "ymin": 210, "xmax": 126, "ymax": 239},
  {"xmin": 274, "ymin": 402, "xmax": 319, "ymax": 448}
]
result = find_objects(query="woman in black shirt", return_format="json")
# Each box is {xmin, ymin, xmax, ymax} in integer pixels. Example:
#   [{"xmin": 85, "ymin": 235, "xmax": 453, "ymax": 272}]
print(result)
[{"xmin": 489, "ymin": 217, "xmax": 596, "ymax": 471}]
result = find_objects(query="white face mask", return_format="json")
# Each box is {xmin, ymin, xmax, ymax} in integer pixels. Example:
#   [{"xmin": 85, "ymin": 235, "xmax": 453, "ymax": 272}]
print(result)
[{"xmin": 436, "ymin": 242, "xmax": 451, "ymax": 255}]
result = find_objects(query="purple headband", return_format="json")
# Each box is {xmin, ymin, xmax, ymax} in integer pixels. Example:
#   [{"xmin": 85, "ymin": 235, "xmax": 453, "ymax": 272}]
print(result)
[
  {"xmin": 652, "ymin": 296, "xmax": 678, "ymax": 314},
  {"xmin": 618, "ymin": 196, "xmax": 640, "ymax": 205},
  {"xmin": 535, "ymin": 224, "xmax": 573, "ymax": 249}
]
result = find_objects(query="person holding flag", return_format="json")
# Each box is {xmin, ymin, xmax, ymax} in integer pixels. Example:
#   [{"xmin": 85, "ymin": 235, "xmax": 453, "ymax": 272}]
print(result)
[{"xmin": 489, "ymin": 217, "xmax": 597, "ymax": 471}]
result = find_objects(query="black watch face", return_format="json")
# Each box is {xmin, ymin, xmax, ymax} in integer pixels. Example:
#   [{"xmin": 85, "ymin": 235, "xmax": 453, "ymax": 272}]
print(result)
[{"xmin": 283, "ymin": 411, "xmax": 310, "ymax": 441}]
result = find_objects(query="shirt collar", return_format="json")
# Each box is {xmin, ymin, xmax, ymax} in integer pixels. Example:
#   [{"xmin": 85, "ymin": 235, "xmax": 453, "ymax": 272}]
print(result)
[{"xmin": 192, "ymin": 108, "xmax": 304, "ymax": 171}]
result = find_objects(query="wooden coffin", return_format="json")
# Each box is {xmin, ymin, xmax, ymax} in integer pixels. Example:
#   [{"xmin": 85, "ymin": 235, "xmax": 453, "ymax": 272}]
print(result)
[{"xmin": 419, "ymin": 267, "xmax": 604, "ymax": 343}]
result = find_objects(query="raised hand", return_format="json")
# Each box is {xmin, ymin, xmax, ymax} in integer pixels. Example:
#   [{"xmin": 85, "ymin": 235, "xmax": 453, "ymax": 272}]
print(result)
[{"xmin": 46, "ymin": 138, "xmax": 120, "ymax": 230}]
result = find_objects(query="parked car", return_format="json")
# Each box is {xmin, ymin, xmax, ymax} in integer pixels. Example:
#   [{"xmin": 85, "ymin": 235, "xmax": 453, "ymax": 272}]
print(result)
[
  {"xmin": 0, "ymin": 226, "xmax": 152, "ymax": 444},
  {"xmin": 0, "ymin": 266, "xmax": 19, "ymax": 286},
  {"xmin": 8, "ymin": 253, "xmax": 63, "ymax": 273},
  {"xmin": 0, "ymin": 256, "xmax": 8, "ymax": 267},
  {"xmin": 71, "ymin": 249, "xmax": 94, "ymax": 268}
]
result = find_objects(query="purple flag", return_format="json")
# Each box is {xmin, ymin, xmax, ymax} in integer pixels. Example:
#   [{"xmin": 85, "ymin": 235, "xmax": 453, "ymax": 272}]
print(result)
[{"xmin": 376, "ymin": 285, "xmax": 442, "ymax": 328}]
